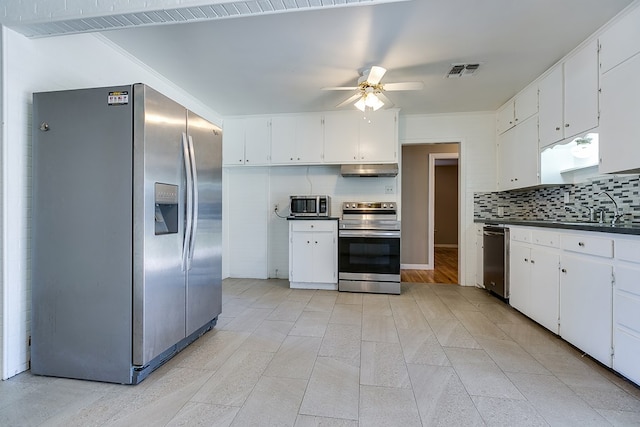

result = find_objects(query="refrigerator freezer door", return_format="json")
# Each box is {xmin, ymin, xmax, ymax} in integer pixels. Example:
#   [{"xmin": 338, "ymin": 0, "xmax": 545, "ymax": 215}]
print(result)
[
  {"xmin": 185, "ymin": 111, "xmax": 223, "ymax": 335},
  {"xmin": 132, "ymin": 85, "xmax": 187, "ymax": 366},
  {"xmin": 32, "ymin": 86, "xmax": 134, "ymax": 383}
]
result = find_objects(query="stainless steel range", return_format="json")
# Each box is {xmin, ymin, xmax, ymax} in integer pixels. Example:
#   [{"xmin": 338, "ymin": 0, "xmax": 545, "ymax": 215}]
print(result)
[{"xmin": 338, "ymin": 201, "xmax": 401, "ymax": 294}]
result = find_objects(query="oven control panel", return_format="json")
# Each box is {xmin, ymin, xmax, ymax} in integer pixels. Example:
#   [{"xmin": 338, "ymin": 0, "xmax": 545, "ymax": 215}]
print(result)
[{"xmin": 342, "ymin": 201, "xmax": 396, "ymax": 212}]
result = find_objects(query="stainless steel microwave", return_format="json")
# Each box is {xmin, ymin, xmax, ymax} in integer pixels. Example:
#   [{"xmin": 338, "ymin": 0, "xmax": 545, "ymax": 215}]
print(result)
[{"xmin": 289, "ymin": 195, "xmax": 331, "ymax": 217}]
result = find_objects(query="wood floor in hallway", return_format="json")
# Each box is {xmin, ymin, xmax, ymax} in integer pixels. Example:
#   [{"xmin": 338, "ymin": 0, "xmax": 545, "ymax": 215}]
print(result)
[{"xmin": 401, "ymin": 247, "xmax": 458, "ymax": 284}]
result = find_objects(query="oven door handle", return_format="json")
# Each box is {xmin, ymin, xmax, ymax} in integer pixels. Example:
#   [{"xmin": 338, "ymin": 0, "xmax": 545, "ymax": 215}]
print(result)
[{"xmin": 339, "ymin": 230, "xmax": 401, "ymax": 238}]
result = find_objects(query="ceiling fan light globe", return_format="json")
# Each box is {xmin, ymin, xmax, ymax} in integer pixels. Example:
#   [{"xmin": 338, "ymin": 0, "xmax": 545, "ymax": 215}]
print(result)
[{"xmin": 354, "ymin": 97, "xmax": 366, "ymax": 112}]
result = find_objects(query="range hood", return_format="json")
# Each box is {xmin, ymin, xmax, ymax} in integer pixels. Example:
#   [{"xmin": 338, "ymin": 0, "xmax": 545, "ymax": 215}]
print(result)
[{"xmin": 340, "ymin": 163, "xmax": 398, "ymax": 177}]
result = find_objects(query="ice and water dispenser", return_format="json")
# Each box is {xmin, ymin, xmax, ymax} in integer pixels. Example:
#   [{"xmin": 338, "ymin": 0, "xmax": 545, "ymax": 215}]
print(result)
[{"xmin": 154, "ymin": 183, "xmax": 178, "ymax": 235}]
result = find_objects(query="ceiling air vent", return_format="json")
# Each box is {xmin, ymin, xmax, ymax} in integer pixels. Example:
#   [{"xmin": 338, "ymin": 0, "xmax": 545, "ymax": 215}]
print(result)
[{"xmin": 446, "ymin": 63, "xmax": 481, "ymax": 78}]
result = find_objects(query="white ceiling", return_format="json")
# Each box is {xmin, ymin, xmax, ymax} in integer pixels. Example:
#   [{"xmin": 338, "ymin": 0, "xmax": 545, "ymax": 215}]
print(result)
[{"xmin": 6, "ymin": 0, "xmax": 637, "ymax": 116}]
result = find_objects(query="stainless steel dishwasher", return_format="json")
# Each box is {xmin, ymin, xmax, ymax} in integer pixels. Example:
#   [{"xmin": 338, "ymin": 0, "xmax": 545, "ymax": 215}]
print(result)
[{"xmin": 483, "ymin": 225, "xmax": 510, "ymax": 299}]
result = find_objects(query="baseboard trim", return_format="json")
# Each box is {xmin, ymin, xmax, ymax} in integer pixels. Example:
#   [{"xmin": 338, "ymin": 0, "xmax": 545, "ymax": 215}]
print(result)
[{"xmin": 401, "ymin": 263, "xmax": 433, "ymax": 270}]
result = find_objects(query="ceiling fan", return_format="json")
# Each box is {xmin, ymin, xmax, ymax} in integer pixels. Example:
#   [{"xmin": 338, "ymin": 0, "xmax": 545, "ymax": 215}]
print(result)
[{"xmin": 323, "ymin": 66, "xmax": 424, "ymax": 112}]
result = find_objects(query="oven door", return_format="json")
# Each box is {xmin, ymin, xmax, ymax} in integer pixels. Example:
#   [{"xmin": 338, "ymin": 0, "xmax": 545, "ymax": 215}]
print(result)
[{"xmin": 338, "ymin": 229, "xmax": 401, "ymax": 281}]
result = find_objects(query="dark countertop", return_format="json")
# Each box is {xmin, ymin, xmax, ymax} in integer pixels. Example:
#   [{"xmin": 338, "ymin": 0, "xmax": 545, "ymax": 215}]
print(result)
[
  {"xmin": 287, "ymin": 216, "xmax": 340, "ymax": 221},
  {"xmin": 474, "ymin": 218, "xmax": 640, "ymax": 236}
]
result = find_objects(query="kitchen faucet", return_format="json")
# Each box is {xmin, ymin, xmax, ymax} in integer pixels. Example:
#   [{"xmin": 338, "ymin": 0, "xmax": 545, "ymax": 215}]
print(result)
[
  {"xmin": 565, "ymin": 204, "xmax": 598, "ymax": 222},
  {"xmin": 596, "ymin": 191, "xmax": 627, "ymax": 225}
]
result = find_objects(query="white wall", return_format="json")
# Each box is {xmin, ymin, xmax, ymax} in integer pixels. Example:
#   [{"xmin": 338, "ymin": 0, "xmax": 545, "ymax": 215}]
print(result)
[
  {"xmin": 0, "ymin": 27, "xmax": 222, "ymax": 380},
  {"xmin": 399, "ymin": 112, "xmax": 497, "ymax": 287},
  {"xmin": 222, "ymin": 163, "xmax": 400, "ymax": 279}
]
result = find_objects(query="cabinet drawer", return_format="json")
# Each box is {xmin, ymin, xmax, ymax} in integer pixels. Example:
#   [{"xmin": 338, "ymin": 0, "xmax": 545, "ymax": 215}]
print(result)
[
  {"xmin": 561, "ymin": 234, "xmax": 614, "ymax": 258},
  {"xmin": 290, "ymin": 220, "xmax": 336, "ymax": 232},
  {"xmin": 616, "ymin": 292, "xmax": 640, "ymax": 332},
  {"xmin": 616, "ymin": 265, "xmax": 640, "ymax": 297},
  {"xmin": 510, "ymin": 227, "xmax": 531, "ymax": 243},
  {"xmin": 616, "ymin": 239, "xmax": 640, "ymax": 264},
  {"xmin": 531, "ymin": 230, "xmax": 560, "ymax": 248}
]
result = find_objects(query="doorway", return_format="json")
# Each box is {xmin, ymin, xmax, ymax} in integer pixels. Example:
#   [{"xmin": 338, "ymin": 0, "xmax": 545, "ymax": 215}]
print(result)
[{"xmin": 400, "ymin": 143, "xmax": 460, "ymax": 284}]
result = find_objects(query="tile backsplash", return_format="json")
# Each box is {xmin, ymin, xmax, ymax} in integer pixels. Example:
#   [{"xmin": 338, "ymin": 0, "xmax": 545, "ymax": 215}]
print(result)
[{"xmin": 474, "ymin": 175, "xmax": 640, "ymax": 225}]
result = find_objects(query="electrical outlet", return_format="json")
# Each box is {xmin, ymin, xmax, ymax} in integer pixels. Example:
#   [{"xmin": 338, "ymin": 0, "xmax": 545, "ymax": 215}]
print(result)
[
  {"xmin": 564, "ymin": 192, "xmax": 570, "ymax": 203},
  {"xmin": 384, "ymin": 185, "xmax": 394, "ymax": 194},
  {"xmin": 497, "ymin": 206, "xmax": 504, "ymax": 216}
]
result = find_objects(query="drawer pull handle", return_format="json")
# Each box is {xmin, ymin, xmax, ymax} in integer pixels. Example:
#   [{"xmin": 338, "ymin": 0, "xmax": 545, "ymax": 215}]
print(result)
[
  {"xmin": 578, "ymin": 242, "xmax": 585, "ymax": 247},
  {"xmin": 561, "ymin": 268, "xmax": 567, "ymax": 273},
  {"xmin": 531, "ymin": 260, "xmax": 535, "ymax": 264}
]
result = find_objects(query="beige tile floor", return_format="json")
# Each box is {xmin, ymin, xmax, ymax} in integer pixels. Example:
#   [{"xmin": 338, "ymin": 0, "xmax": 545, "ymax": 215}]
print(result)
[{"xmin": 2, "ymin": 279, "xmax": 640, "ymax": 426}]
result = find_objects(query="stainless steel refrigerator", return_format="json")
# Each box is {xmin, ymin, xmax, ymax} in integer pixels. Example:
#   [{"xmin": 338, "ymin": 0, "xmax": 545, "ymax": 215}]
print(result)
[{"xmin": 31, "ymin": 84, "xmax": 222, "ymax": 384}]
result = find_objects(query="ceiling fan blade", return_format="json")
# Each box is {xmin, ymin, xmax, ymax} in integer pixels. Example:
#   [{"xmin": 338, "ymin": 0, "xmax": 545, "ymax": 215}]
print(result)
[
  {"xmin": 366, "ymin": 66, "xmax": 387, "ymax": 85},
  {"xmin": 383, "ymin": 81, "xmax": 424, "ymax": 91},
  {"xmin": 321, "ymin": 86, "xmax": 359, "ymax": 91},
  {"xmin": 377, "ymin": 92, "xmax": 394, "ymax": 108},
  {"xmin": 336, "ymin": 93, "xmax": 363, "ymax": 108}
]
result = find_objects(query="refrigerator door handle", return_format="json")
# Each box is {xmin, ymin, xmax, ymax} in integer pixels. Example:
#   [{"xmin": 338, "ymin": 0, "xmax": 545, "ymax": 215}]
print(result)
[
  {"xmin": 187, "ymin": 134, "xmax": 199, "ymax": 269},
  {"xmin": 181, "ymin": 132, "xmax": 194, "ymax": 271}
]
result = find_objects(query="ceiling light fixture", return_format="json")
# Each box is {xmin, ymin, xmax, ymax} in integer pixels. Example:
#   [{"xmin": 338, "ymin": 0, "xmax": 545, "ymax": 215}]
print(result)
[{"xmin": 355, "ymin": 92, "xmax": 384, "ymax": 112}]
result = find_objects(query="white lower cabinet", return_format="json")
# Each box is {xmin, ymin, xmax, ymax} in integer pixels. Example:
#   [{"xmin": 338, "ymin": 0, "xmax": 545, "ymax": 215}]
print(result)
[
  {"xmin": 612, "ymin": 238, "xmax": 640, "ymax": 385},
  {"xmin": 559, "ymin": 232, "xmax": 614, "ymax": 367},
  {"xmin": 289, "ymin": 220, "xmax": 337, "ymax": 290},
  {"xmin": 508, "ymin": 226, "xmax": 640, "ymax": 383},
  {"xmin": 509, "ymin": 227, "xmax": 560, "ymax": 334}
]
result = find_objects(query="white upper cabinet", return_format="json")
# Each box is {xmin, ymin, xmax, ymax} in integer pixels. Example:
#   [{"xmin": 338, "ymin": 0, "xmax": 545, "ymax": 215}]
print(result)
[
  {"xmin": 599, "ymin": 50, "xmax": 640, "ymax": 174},
  {"xmin": 324, "ymin": 109, "xmax": 397, "ymax": 164},
  {"xmin": 599, "ymin": 4, "xmax": 640, "ymax": 74},
  {"xmin": 515, "ymin": 84, "xmax": 538, "ymax": 124},
  {"xmin": 271, "ymin": 114, "xmax": 323, "ymax": 164},
  {"xmin": 358, "ymin": 110, "xmax": 397, "ymax": 162},
  {"xmin": 497, "ymin": 115, "xmax": 539, "ymax": 190},
  {"xmin": 496, "ymin": 84, "xmax": 538, "ymax": 135},
  {"xmin": 563, "ymin": 40, "xmax": 600, "ymax": 140},
  {"xmin": 323, "ymin": 112, "xmax": 359, "ymax": 162},
  {"xmin": 598, "ymin": 5, "xmax": 640, "ymax": 174},
  {"xmin": 537, "ymin": 66, "xmax": 564, "ymax": 147},
  {"xmin": 223, "ymin": 117, "xmax": 271, "ymax": 166},
  {"xmin": 496, "ymin": 101, "xmax": 515, "ymax": 135},
  {"xmin": 538, "ymin": 41, "xmax": 599, "ymax": 148}
]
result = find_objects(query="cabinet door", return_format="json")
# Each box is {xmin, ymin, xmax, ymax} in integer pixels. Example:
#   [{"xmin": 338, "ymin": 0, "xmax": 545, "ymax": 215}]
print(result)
[
  {"xmin": 515, "ymin": 84, "xmax": 538, "ymax": 124},
  {"xmin": 563, "ymin": 40, "xmax": 599, "ymax": 140},
  {"xmin": 529, "ymin": 249, "xmax": 559, "ymax": 334},
  {"xmin": 599, "ymin": 5, "xmax": 640, "ymax": 74},
  {"xmin": 497, "ymin": 128, "xmax": 516, "ymax": 190},
  {"xmin": 244, "ymin": 117, "xmax": 271, "ymax": 165},
  {"xmin": 496, "ymin": 100, "xmax": 515, "ymax": 134},
  {"xmin": 538, "ymin": 66, "xmax": 564, "ymax": 147},
  {"xmin": 270, "ymin": 116, "xmax": 297, "ymax": 164},
  {"xmin": 560, "ymin": 254, "xmax": 613, "ymax": 367},
  {"xmin": 613, "ymin": 264, "xmax": 640, "ymax": 385},
  {"xmin": 599, "ymin": 52, "xmax": 640, "ymax": 174},
  {"xmin": 290, "ymin": 231, "xmax": 314, "ymax": 283},
  {"xmin": 358, "ymin": 110, "xmax": 397, "ymax": 162},
  {"xmin": 513, "ymin": 115, "xmax": 539, "ymax": 188},
  {"xmin": 312, "ymin": 231, "xmax": 337, "ymax": 283},
  {"xmin": 296, "ymin": 114, "xmax": 324, "ymax": 163},
  {"xmin": 509, "ymin": 243, "xmax": 531, "ymax": 315},
  {"xmin": 323, "ymin": 113, "xmax": 359, "ymax": 163},
  {"xmin": 223, "ymin": 118, "xmax": 246, "ymax": 165}
]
